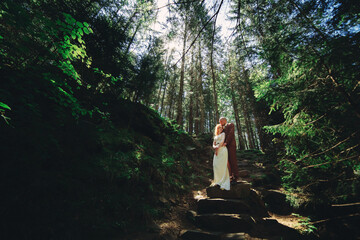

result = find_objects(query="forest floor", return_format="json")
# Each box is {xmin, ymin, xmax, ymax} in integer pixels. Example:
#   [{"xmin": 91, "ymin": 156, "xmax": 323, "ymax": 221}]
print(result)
[{"xmin": 117, "ymin": 146, "xmax": 312, "ymax": 240}]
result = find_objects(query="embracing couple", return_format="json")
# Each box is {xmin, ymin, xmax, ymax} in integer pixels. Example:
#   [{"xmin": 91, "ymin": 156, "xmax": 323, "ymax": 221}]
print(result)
[{"xmin": 211, "ymin": 117, "xmax": 239, "ymax": 191}]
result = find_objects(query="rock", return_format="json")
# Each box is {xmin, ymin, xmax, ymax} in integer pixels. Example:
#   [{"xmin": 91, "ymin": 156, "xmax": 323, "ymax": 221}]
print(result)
[
  {"xmin": 248, "ymin": 190, "xmax": 269, "ymax": 217},
  {"xmin": 251, "ymin": 171, "xmax": 281, "ymax": 188},
  {"xmin": 195, "ymin": 213, "xmax": 254, "ymax": 233},
  {"xmin": 206, "ymin": 181, "xmax": 251, "ymax": 199},
  {"xmin": 249, "ymin": 173, "xmax": 266, "ymax": 187},
  {"xmin": 186, "ymin": 210, "xmax": 197, "ymax": 222},
  {"xmin": 238, "ymin": 170, "xmax": 250, "ymax": 178},
  {"xmin": 238, "ymin": 160, "xmax": 250, "ymax": 167},
  {"xmin": 146, "ymin": 222, "xmax": 161, "ymax": 233},
  {"xmin": 262, "ymin": 190, "xmax": 292, "ymax": 215},
  {"xmin": 251, "ymin": 218, "xmax": 302, "ymax": 239},
  {"xmin": 169, "ymin": 197, "xmax": 177, "ymax": 205},
  {"xmin": 197, "ymin": 198, "xmax": 251, "ymax": 215},
  {"xmin": 158, "ymin": 196, "xmax": 168, "ymax": 205},
  {"xmin": 222, "ymin": 232, "xmax": 256, "ymax": 240},
  {"xmin": 180, "ymin": 230, "xmax": 222, "ymax": 240}
]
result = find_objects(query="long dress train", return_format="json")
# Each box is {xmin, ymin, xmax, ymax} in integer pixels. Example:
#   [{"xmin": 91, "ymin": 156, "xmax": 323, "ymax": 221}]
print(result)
[{"xmin": 211, "ymin": 132, "xmax": 230, "ymax": 190}]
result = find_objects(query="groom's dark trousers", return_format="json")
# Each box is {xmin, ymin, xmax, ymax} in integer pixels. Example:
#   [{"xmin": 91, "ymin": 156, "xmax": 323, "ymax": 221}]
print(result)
[{"xmin": 224, "ymin": 123, "xmax": 239, "ymax": 180}]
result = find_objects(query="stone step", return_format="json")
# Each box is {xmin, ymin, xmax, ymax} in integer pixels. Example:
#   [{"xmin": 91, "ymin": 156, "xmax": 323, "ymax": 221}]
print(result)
[
  {"xmin": 180, "ymin": 229, "xmax": 222, "ymax": 240},
  {"xmin": 237, "ymin": 160, "xmax": 251, "ymax": 167},
  {"xmin": 260, "ymin": 189, "xmax": 292, "ymax": 215},
  {"xmin": 197, "ymin": 198, "xmax": 251, "ymax": 215},
  {"xmin": 247, "ymin": 190, "xmax": 269, "ymax": 218},
  {"xmin": 250, "ymin": 218, "xmax": 302, "ymax": 239},
  {"xmin": 197, "ymin": 197, "xmax": 268, "ymax": 218},
  {"xmin": 206, "ymin": 181, "xmax": 251, "ymax": 199},
  {"xmin": 195, "ymin": 213, "xmax": 254, "ymax": 233},
  {"xmin": 180, "ymin": 230, "xmax": 268, "ymax": 240},
  {"xmin": 222, "ymin": 233, "xmax": 268, "ymax": 240}
]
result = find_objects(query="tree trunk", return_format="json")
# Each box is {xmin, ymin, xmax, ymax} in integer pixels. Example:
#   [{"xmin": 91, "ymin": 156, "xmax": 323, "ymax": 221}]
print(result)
[
  {"xmin": 194, "ymin": 101, "xmax": 199, "ymax": 135},
  {"xmin": 155, "ymin": 80, "xmax": 163, "ymax": 111},
  {"xmin": 188, "ymin": 52, "xmax": 195, "ymax": 134},
  {"xmin": 167, "ymin": 68, "xmax": 177, "ymax": 119},
  {"xmin": 159, "ymin": 78, "xmax": 167, "ymax": 116},
  {"xmin": 176, "ymin": 18, "xmax": 188, "ymax": 127},
  {"xmin": 125, "ymin": 20, "xmax": 142, "ymax": 54},
  {"xmin": 229, "ymin": 66, "xmax": 246, "ymax": 150},
  {"xmin": 242, "ymin": 67, "xmax": 269, "ymax": 151},
  {"xmin": 210, "ymin": 47, "xmax": 219, "ymax": 125},
  {"xmin": 197, "ymin": 41, "xmax": 205, "ymax": 133},
  {"xmin": 239, "ymin": 90, "xmax": 255, "ymax": 149}
]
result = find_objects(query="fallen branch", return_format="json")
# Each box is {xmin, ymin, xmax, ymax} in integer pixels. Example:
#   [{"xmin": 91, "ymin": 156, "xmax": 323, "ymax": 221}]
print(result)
[
  {"xmin": 311, "ymin": 213, "xmax": 360, "ymax": 225},
  {"xmin": 304, "ymin": 154, "xmax": 359, "ymax": 169},
  {"xmin": 332, "ymin": 202, "xmax": 360, "ymax": 207}
]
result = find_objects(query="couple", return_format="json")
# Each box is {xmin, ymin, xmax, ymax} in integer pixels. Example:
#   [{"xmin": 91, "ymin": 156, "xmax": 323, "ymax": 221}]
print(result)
[{"xmin": 211, "ymin": 117, "xmax": 239, "ymax": 191}]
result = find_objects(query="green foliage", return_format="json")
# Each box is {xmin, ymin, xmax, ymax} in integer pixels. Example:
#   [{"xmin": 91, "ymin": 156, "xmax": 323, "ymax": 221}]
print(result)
[
  {"xmin": 292, "ymin": 213, "xmax": 317, "ymax": 235},
  {"xmin": 234, "ymin": 0, "xmax": 360, "ymax": 210},
  {"xmin": 0, "ymin": 102, "xmax": 10, "ymax": 110},
  {"xmin": 0, "ymin": 0, "xmax": 195, "ymax": 239},
  {"xmin": 0, "ymin": 101, "xmax": 11, "ymax": 124}
]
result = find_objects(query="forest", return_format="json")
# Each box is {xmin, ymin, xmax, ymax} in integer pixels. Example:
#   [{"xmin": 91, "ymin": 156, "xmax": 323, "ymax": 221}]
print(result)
[{"xmin": 0, "ymin": 0, "xmax": 359, "ymax": 239}]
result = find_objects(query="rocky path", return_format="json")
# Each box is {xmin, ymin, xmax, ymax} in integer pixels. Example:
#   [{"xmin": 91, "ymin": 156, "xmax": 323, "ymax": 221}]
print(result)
[{"xmin": 179, "ymin": 150, "xmax": 307, "ymax": 240}]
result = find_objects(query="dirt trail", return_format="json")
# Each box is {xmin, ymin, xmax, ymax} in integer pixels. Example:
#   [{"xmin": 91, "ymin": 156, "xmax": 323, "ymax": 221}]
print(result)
[{"xmin": 179, "ymin": 150, "xmax": 312, "ymax": 240}]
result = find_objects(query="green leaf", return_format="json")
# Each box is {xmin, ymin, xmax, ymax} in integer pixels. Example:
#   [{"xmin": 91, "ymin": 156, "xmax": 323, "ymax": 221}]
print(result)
[
  {"xmin": 71, "ymin": 33, "xmax": 76, "ymax": 40},
  {"xmin": 78, "ymin": 28, "xmax": 83, "ymax": 36},
  {"xmin": 76, "ymin": 22, "xmax": 83, "ymax": 28},
  {"xmin": 77, "ymin": 37, "xmax": 84, "ymax": 44},
  {"xmin": 83, "ymin": 22, "xmax": 89, "ymax": 27},
  {"xmin": 0, "ymin": 102, "xmax": 11, "ymax": 110},
  {"xmin": 83, "ymin": 27, "xmax": 90, "ymax": 34}
]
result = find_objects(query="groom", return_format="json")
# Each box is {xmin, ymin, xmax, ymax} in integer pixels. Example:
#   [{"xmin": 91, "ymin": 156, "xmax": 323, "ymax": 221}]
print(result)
[{"xmin": 220, "ymin": 117, "xmax": 239, "ymax": 184}]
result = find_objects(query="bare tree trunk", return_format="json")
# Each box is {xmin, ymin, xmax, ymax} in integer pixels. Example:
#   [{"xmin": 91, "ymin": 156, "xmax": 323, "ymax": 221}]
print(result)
[
  {"xmin": 242, "ymin": 67, "xmax": 269, "ymax": 151},
  {"xmin": 125, "ymin": 20, "xmax": 141, "ymax": 54},
  {"xmin": 188, "ymin": 52, "xmax": 195, "ymax": 134},
  {"xmin": 155, "ymin": 81, "xmax": 163, "ymax": 111},
  {"xmin": 159, "ymin": 79, "xmax": 167, "ymax": 116},
  {"xmin": 197, "ymin": 41, "xmax": 205, "ymax": 133},
  {"xmin": 233, "ymin": 99, "xmax": 245, "ymax": 150},
  {"xmin": 239, "ymin": 91, "xmax": 255, "ymax": 149},
  {"xmin": 248, "ymin": 115, "xmax": 257, "ymax": 149},
  {"xmin": 176, "ymin": 18, "xmax": 188, "ymax": 127},
  {"xmin": 159, "ymin": 56, "xmax": 171, "ymax": 115},
  {"xmin": 209, "ymin": 106, "xmax": 214, "ymax": 132},
  {"xmin": 188, "ymin": 95, "xmax": 194, "ymax": 134},
  {"xmin": 167, "ymin": 69, "xmax": 177, "ymax": 119},
  {"xmin": 229, "ymin": 66, "xmax": 246, "ymax": 150},
  {"xmin": 194, "ymin": 97, "xmax": 200, "ymax": 135},
  {"xmin": 167, "ymin": 92, "xmax": 174, "ymax": 119},
  {"xmin": 210, "ymin": 49, "xmax": 219, "ymax": 125}
]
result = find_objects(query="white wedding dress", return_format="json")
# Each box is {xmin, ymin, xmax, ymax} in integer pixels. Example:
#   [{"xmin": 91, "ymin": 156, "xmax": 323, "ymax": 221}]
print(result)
[{"xmin": 211, "ymin": 132, "xmax": 230, "ymax": 190}]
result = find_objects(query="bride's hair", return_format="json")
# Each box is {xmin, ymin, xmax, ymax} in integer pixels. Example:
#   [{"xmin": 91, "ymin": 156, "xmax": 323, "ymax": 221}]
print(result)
[{"xmin": 214, "ymin": 124, "xmax": 223, "ymax": 136}]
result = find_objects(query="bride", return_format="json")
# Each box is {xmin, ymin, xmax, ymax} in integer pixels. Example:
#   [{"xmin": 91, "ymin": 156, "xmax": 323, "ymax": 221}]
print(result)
[{"xmin": 211, "ymin": 124, "xmax": 230, "ymax": 190}]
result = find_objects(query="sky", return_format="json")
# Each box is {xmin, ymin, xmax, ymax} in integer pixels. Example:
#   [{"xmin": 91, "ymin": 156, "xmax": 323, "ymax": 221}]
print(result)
[{"xmin": 150, "ymin": 0, "xmax": 236, "ymax": 62}]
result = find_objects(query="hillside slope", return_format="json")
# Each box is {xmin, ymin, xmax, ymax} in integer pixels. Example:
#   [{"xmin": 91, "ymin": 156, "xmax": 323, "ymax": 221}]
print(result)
[{"xmin": 0, "ymin": 90, "xmax": 209, "ymax": 239}]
